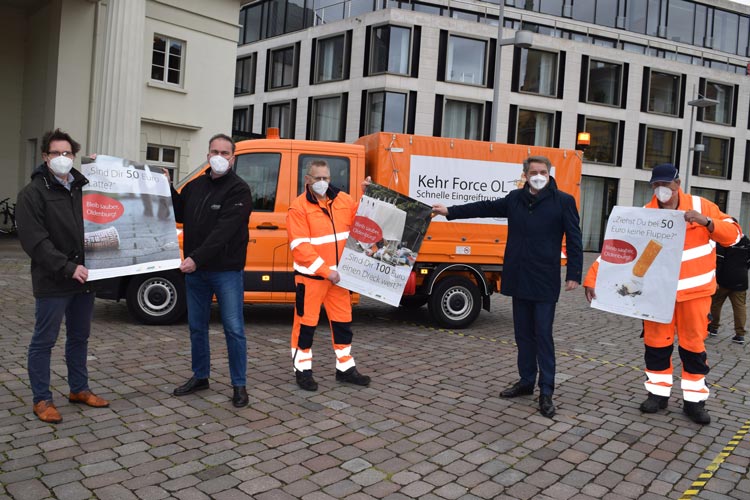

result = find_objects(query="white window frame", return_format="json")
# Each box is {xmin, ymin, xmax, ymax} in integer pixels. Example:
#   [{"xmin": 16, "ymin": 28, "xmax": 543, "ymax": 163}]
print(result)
[{"xmin": 151, "ymin": 34, "xmax": 185, "ymax": 87}]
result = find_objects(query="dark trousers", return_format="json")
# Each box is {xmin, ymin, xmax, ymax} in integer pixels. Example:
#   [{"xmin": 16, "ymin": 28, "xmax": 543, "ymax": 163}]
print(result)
[
  {"xmin": 28, "ymin": 292, "xmax": 95, "ymax": 404},
  {"xmin": 512, "ymin": 298, "xmax": 557, "ymax": 395}
]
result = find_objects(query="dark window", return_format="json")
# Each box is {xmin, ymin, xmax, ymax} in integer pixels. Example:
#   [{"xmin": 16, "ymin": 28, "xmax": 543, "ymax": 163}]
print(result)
[
  {"xmin": 572, "ymin": 0, "xmax": 595, "ymax": 23},
  {"xmin": 267, "ymin": 101, "xmax": 293, "ymax": 138},
  {"xmin": 366, "ymin": 91, "xmax": 407, "ymax": 134},
  {"xmin": 667, "ymin": 0, "xmax": 694, "ymax": 43},
  {"xmin": 713, "ymin": 9, "xmax": 739, "ymax": 54},
  {"xmin": 595, "ymin": 0, "xmax": 618, "ymax": 27},
  {"xmin": 626, "ymin": 0, "xmax": 648, "ymax": 33},
  {"xmin": 234, "ymin": 153, "xmax": 281, "ymax": 212},
  {"xmin": 269, "ymin": 46, "xmax": 296, "ymax": 89},
  {"xmin": 232, "ymin": 107, "xmax": 253, "ymax": 139},
  {"xmin": 690, "ymin": 187, "xmax": 728, "ymax": 212},
  {"xmin": 517, "ymin": 48, "xmax": 558, "ymax": 96},
  {"xmin": 442, "ymin": 99, "xmax": 483, "ymax": 140},
  {"xmin": 310, "ymin": 95, "xmax": 345, "ymax": 142},
  {"xmin": 583, "ymin": 118, "xmax": 619, "ymax": 165},
  {"xmin": 446, "ymin": 35, "xmax": 487, "ymax": 86},
  {"xmin": 647, "ymin": 71, "xmax": 681, "ymax": 116},
  {"xmin": 643, "ymin": 127, "xmax": 677, "ymax": 168},
  {"xmin": 516, "ymin": 109, "xmax": 555, "ymax": 147},
  {"xmin": 698, "ymin": 135, "xmax": 730, "ymax": 178},
  {"xmin": 235, "ymin": 55, "xmax": 255, "ymax": 95},
  {"xmin": 314, "ymin": 34, "xmax": 346, "ymax": 83},
  {"xmin": 587, "ymin": 59, "xmax": 623, "ymax": 106},
  {"xmin": 703, "ymin": 81, "xmax": 734, "ymax": 125},
  {"xmin": 370, "ymin": 25, "xmax": 411, "ymax": 75}
]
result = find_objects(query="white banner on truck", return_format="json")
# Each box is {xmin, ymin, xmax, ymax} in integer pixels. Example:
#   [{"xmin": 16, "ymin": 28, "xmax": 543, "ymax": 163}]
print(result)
[
  {"xmin": 590, "ymin": 206, "xmax": 686, "ymax": 323},
  {"xmin": 81, "ymin": 155, "xmax": 181, "ymax": 281},
  {"xmin": 409, "ymin": 155, "xmax": 525, "ymax": 225},
  {"xmin": 338, "ymin": 184, "xmax": 432, "ymax": 306}
]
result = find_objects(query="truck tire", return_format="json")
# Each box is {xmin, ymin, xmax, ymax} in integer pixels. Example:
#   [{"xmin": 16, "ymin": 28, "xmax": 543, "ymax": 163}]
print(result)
[
  {"xmin": 429, "ymin": 276, "xmax": 481, "ymax": 329},
  {"xmin": 126, "ymin": 272, "xmax": 186, "ymax": 325},
  {"xmin": 400, "ymin": 295, "xmax": 429, "ymax": 309}
]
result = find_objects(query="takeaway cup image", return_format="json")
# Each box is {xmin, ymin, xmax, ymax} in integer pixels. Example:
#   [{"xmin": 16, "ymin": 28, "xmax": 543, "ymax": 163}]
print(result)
[{"xmin": 84, "ymin": 226, "xmax": 120, "ymax": 251}]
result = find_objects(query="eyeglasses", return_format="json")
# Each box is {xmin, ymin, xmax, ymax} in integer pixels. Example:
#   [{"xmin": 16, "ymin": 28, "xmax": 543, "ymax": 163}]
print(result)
[
  {"xmin": 308, "ymin": 176, "xmax": 330, "ymax": 182},
  {"xmin": 47, "ymin": 151, "xmax": 74, "ymax": 158}
]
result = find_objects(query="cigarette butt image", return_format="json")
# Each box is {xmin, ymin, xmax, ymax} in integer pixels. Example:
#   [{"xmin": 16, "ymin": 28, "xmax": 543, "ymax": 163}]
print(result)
[
  {"xmin": 632, "ymin": 239, "xmax": 662, "ymax": 277},
  {"xmin": 84, "ymin": 226, "xmax": 120, "ymax": 251}
]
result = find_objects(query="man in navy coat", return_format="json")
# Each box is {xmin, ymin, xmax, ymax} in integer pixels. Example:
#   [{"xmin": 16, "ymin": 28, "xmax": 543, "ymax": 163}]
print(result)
[{"xmin": 432, "ymin": 155, "xmax": 583, "ymax": 418}]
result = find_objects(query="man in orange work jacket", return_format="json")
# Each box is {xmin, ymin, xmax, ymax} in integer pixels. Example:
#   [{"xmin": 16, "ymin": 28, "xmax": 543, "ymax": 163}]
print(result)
[
  {"xmin": 287, "ymin": 159, "xmax": 372, "ymax": 391},
  {"xmin": 583, "ymin": 164, "xmax": 741, "ymax": 424}
]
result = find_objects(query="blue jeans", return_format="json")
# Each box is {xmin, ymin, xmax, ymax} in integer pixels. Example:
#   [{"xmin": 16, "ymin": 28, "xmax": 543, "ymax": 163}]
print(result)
[
  {"xmin": 185, "ymin": 270, "xmax": 247, "ymax": 386},
  {"xmin": 28, "ymin": 292, "xmax": 96, "ymax": 404},
  {"xmin": 512, "ymin": 298, "xmax": 557, "ymax": 396}
]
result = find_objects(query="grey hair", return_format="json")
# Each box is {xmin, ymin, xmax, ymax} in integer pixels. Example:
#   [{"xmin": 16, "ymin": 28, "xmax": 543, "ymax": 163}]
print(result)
[
  {"xmin": 305, "ymin": 159, "xmax": 329, "ymax": 175},
  {"xmin": 522, "ymin": 155, "xmax": 552, "ymax": 175}
]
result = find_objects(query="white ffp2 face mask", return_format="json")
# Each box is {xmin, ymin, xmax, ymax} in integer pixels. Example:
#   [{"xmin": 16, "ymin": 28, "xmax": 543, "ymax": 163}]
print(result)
[
  {"xmin": 312, "ymin": 180, "xmax": 329, "ymax": 195},
  {"xmin": 529, "ymin": 174, "xmax": 548, "ymax": 190},
  {"xmin": 654, "ymin": 186, "xmax": 673, "ymax": 203},
  {"xmin": 49, "ymin": 156, "xmax": 74, "ymax": 177},
  {"xmin": 209, "ymin": 155, "xmax": 230, "ymax": 175}
]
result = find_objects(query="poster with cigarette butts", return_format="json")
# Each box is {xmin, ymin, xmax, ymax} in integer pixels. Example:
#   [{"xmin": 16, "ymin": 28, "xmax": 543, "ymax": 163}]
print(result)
[
  {"xmin": 590, "ymin": 206, "xmax": 686, "ymax": 323},
  {"xmin": 80, "ymin": 155, "xmax": 181, "ymax": 281},
  {"xmin": 337, "ymin": 184, "xmax": 432, "ymax": 306}
]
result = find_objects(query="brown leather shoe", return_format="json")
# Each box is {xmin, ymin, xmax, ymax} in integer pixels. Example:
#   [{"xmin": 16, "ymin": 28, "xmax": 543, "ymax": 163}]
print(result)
[
  {"xmin": 33, "ymin": 401, "xmax": 62, "ymax": 423},
  {"xmin": 68, "ymin": 390, "xmax": 109, "ymax": 408}
]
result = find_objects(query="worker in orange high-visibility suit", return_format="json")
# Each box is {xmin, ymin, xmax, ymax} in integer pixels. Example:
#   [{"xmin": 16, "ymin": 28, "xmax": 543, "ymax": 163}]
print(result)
[
  {"xmin": 287, "ymin": 159, "xmax": 372, "ymax": 392},
  {"xmin": 584, "ymin": 164, "xmax": 741, "ymax": 425}
]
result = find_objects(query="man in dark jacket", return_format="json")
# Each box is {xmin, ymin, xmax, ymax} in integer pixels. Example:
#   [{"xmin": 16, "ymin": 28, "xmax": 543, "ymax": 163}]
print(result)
[
  {"xmin": 432, "ymin": 155, "xmax": 583, "ymax": 418},
  {"xmin": 708, "ymin": 233, "xmax": 750, "ymax": 345},
  {"xmin": 170, "ymin": 134, "xmax": 253, "ymax": 407},
  {"xmin": 16, "ymin": 129, "xmax": 110, "ymax": 424}
]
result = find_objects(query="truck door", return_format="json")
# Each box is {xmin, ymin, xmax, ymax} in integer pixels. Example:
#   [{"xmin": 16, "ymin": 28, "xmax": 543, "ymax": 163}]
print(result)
[{"xmin": 234, "ymin": 152, "xmax": 294, "ymax": 302}]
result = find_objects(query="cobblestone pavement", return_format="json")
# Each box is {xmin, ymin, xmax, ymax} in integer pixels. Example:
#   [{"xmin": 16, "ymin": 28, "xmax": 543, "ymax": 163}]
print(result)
[{"xmin": 1, "ymin": 236, "xmax": 749, "ymax": 500}]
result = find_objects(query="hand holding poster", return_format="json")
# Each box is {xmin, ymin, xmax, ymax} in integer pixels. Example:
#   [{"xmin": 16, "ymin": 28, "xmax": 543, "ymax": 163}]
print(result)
[
  {"xmin": 337, "ymin": 184, "xmax": 432, "ymax": 306},
  {"xmin": 81, "ymin": 155, "xmax": 181, "ymax": 280},
  {"xmin": 590, "ymin": 206, "xmax": 686, "ymax": 323}
]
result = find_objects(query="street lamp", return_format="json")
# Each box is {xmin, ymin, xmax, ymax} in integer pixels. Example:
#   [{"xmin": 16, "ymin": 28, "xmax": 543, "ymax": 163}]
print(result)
[
  {"xmin": 490, "ymin": 2, "xmax": 533, "ymax": 142},
  {"xmin": 684, "ymin": 91, "xmax": 718, "ymax": 193}
]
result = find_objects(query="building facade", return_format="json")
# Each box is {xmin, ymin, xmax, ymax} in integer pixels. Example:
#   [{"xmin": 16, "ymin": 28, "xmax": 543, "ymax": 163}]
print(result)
[
  {"xmin": 1, "ymin": 0, "xmax": 241, "ymax": 203},
  {"xmin": 234, "ymin": 0, "xmax": 750, "ymax": 250}
]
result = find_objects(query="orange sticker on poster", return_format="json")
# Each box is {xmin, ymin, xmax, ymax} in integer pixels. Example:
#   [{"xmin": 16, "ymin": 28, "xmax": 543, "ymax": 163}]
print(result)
[{"xmin": 83, "ymin": 194, "xmax": 124, "ymax": 224}]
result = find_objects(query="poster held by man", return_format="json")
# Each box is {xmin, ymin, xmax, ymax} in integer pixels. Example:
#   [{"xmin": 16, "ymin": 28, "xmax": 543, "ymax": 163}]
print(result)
[{"xmin": 337, "ymin": 184, "xmax": 432, "ymax": 306}]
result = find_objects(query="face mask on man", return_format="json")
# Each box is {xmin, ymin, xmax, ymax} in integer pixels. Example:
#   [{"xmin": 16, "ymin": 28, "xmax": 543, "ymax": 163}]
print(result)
[
  {"xmin": 209, "ymin": 155, "xmax": 230, "ymax": 175},
  {"xmin": 48, "ymin": 155, "xmax": 74, "ymax": 177},
  {"xmin": 311, "ymin": 180, "xmax": 329, "ymax": 196},
  {"xmin": 529, "ymin": 174, "xmax": 548, "ymax": 191},
  {"xmin": 654, "ymin": 186, "xmax": 673, "ymax": 203}
]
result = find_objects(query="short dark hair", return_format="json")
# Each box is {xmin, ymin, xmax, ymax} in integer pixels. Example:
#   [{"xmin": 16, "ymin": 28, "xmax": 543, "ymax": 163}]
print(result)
[
  {"xmin": 41, "ymin": 129, "xmax": 81, "ymax": 155},
  {"xmin": 522, "ymin": 155, "xmax": 552, "ymax": 175},
  {"xmin": 305, "ymin": 159, "xmax": 329, "ymax": 176},
  {"xmin": 209, "ymin": 133, "xmax": 235, "ymax": 154}
]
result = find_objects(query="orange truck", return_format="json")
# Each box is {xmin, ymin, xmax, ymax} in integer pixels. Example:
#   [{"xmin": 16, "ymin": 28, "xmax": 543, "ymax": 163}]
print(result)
[{"xmin": 96, "ymin": 131, "xmax": 582, "ymax": 328}]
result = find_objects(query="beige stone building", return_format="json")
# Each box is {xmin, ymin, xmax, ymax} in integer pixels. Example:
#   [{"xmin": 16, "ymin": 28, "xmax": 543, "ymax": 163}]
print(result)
[{"xmin": 0, "ymin": 0, "xmax": 241, "ymax": 205}]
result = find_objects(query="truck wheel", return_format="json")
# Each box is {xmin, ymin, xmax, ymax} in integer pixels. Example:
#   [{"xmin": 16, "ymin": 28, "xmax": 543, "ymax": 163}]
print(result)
[
  {"xmin": 400, "ymin": 295, "xmax": 429, "ymax": 309},
  {"xmin": 126, "ymin": 272, "xmax": 186, "ymax": 325},
  {"xmin": 429, "ymin": 276, "xmax": 481, "ymax": 329}
]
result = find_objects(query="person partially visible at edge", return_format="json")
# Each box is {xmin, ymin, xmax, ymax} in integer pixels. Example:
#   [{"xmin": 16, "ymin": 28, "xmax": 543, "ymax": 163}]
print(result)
[
  {"xmin": 708, "ymin": 230, "xmax": 750, "ymax": 345},
  {"xmin": 583, "ymin": 163, "xmax": 742, "ymax": 425},
  {"xmin": 170, "ymin": 134, "xmax": 253, "ymax": 408},
  {"xmin": 432, "ymin": 155, "xmax": 583, "ymax": 418},
  {"xmin": 287, "ymin": 159, "xmax": 372, "ymax": 392},
  {"xmin": 16, "ymin": 129, "xmax": 110, "ymax": 424}
]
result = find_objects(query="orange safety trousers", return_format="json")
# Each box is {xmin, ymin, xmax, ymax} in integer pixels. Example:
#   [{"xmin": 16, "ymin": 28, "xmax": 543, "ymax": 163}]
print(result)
[
  {"xmin": 291, "ymin": 275, "xmax": 356, "ymax": 373},
  {"xmin": 643, "ymin": 296, "xmax": 711, "ymax": 402}
]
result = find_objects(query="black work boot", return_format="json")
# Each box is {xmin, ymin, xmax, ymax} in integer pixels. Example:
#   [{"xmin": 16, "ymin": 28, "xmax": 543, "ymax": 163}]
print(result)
[
  {"xmin": 639, "ymin": 394, "xmax": 669, "ymax": 413},
  {"xmin": 499, "ymin": 381, "xmax": 534, "ymax": 398},
  {"xmin": 295, "ymin": 370, "xmax": 318, "ymax": 391},
  {"xmin": 232, "ymin": 386, "xmax": 248, "ymax": 408},
  {"xmin": 173, "ymin": 377, "xmax": 209, "ymax": 396},
  {"xmin": 336, "ymin": 367, "xmax": 371, "ymax": 386},
  {"xmin": 683, "ymin": 400, "xmax": 711, "ymax": 425},
  {"xmin": 539, "ymin": 394, "xmax": 555, "ymax": 418}
]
